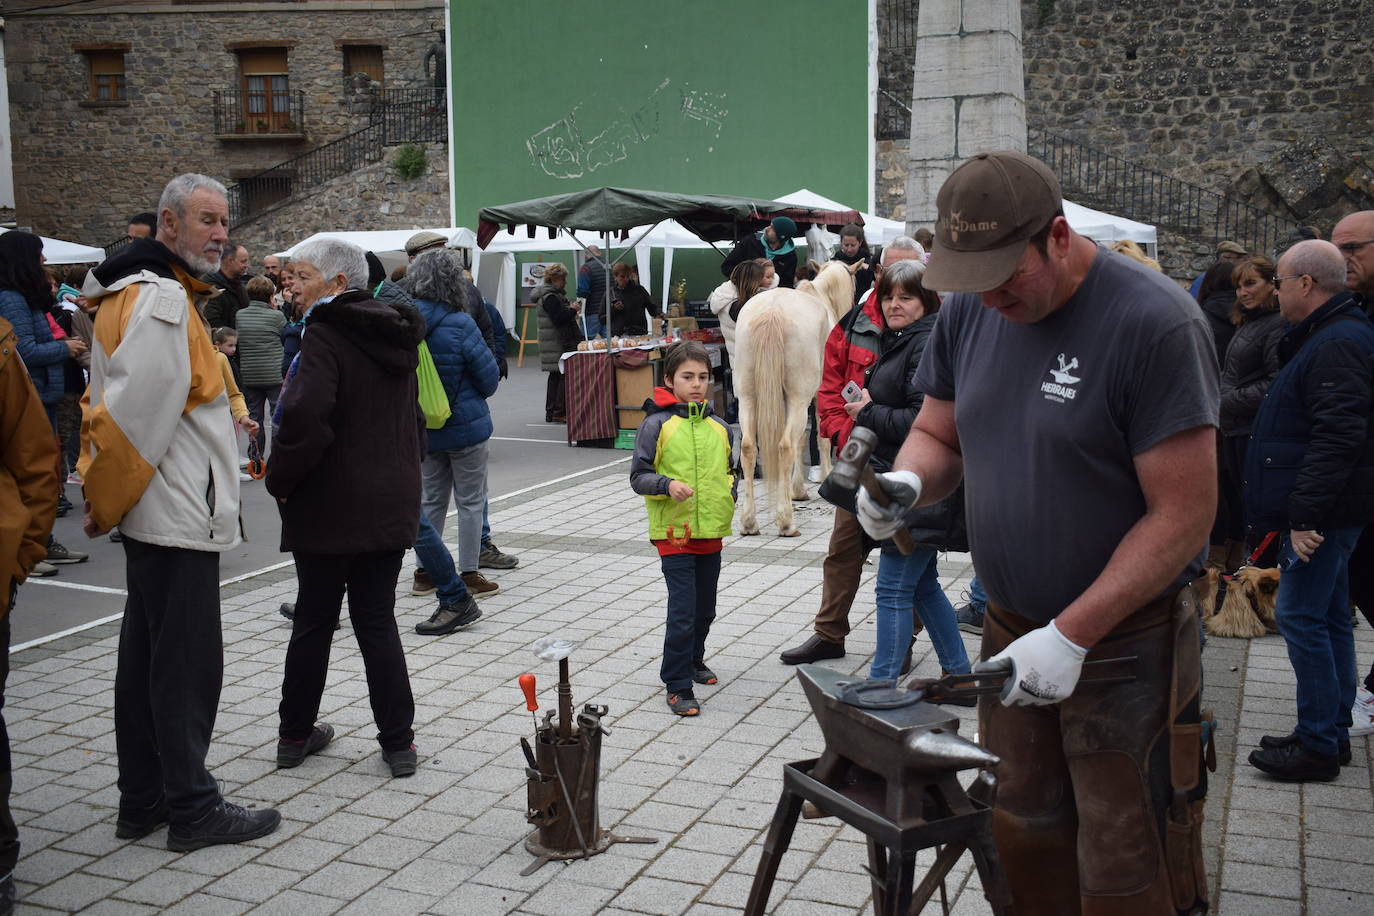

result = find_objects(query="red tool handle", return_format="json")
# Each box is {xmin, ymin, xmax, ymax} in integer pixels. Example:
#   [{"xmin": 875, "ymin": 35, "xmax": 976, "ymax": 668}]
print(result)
[{"xmin": 518, "ymin": 673, "xmax": 538, "ymax": 711}]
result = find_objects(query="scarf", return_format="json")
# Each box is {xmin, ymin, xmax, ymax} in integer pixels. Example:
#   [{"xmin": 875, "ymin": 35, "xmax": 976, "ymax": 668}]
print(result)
[{"xmin": 759, "ymin": 230, "xmax": 794, "ymax": 260}]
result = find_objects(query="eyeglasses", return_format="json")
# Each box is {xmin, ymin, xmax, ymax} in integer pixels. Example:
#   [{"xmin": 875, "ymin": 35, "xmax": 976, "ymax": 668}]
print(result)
[
  {"xmin": 1336, "ymin": 239, "xmax": 1374, "ymax": 256},
  {"xmin": 1273, "ymin": 274, "xmax": 1309, "ymax": 290}
]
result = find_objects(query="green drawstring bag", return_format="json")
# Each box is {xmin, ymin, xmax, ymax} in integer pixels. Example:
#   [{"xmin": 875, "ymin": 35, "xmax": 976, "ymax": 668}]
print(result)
[{"xmin": 416, "ymin": 340, "xmax": 451, "ymax": 429}]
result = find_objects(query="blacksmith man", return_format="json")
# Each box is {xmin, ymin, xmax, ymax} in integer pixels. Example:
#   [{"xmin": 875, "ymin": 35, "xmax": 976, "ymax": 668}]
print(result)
[{"xmin": 858, "ymin": 151, "xmax": 1218, "ymax": 913}]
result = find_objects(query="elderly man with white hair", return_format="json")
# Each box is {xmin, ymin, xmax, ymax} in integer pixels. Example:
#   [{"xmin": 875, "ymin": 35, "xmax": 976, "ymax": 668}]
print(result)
[
  {"xmin": 1246, "ymin": 238, "xmax": 1374, "ymax": 782},
  {"xmin": 80, "ymin": 173, "xmax": 282, "ymax": 850},
  {"xmin": 265, "ymin": 236, "xmax": 429, "ymax": 779}
]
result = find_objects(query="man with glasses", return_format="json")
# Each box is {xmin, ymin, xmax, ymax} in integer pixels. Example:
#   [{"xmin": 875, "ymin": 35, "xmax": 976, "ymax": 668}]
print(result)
[
  {"xmin": 1245, "ymin": 239, "xmax": 1374, "ymax": 781},
  {"xmin": 856, "ymin": 151, "xmax": 1218, "ymax": 913},
  {"xmin": 1331, "ymin": 211, "xmax": 1374, "ymax": 740}
]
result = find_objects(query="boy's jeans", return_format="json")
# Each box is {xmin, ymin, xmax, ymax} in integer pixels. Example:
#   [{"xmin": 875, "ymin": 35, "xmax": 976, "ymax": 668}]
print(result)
[
  {"xmin": 414, "ymin": 515, "xmax": 469, "ymax": 606},
  {"xmin": 872, "ymin": 548, "xmax": 968, "ymax": 680},
  {"xmin": 659, "ymin": 552, "xmax": 721, "ymax": 692},
  {"xmin": 1275, "ymin": 525, "xmax": 1362, "ymax": 756}
]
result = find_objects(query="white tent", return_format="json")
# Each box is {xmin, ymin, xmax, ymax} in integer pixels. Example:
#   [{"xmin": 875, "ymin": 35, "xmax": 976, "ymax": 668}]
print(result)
[
  {"xmin": 1061, "ymin": 200, "xmax": 1158, "ymax": 257},
  {"xmin": 277, "ymin": 227, "xmax": 476, "ymax": 259},
  {"xmin": 0, "ymin": 228, "xmax": 106, "ymax": 265}
]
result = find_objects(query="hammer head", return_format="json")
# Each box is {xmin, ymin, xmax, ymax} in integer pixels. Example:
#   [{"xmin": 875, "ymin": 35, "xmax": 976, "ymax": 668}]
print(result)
[{"xmin": 829, "ymin": 426, "xmax": 878, "ymax": 492}]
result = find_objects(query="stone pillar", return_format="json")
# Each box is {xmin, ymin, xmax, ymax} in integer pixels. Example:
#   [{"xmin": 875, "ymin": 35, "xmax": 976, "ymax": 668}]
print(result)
[{"xmin": 905, "ymin": 0, "xmax": 1025, "ymax": 235}]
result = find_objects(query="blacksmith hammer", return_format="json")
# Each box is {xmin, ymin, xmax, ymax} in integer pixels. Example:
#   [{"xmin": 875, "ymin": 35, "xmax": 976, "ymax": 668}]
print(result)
[{"xmin": 827, "ymin": 426, "xmax": 915, "ymax": 555}]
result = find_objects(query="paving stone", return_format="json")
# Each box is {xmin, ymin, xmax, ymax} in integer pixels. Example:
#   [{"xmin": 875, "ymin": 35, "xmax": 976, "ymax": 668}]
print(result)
[
  {"xmin": 609, "ymin": 875, "xmax": 703, "ymax": 915},
  {"xmin": 292, "ymin": 860, "xmax": 390, "ymax": 900},
  {"xmin": 242, "ymin": 888, "xmax": 345, "ymax": 916},
  {"xmin": 114, "ymin": 865, "xmax": 216, "ymax": 906},
  {"xmin": 21, "ymin": 871, "xmax": 127, "ymax": 911}
]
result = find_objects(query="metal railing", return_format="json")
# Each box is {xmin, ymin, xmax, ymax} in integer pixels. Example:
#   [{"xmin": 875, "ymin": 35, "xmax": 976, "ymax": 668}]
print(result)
[
  {"xmin": 879, "ymin": 0, "xmax": 918, "ymax": 50},
  {"xmin": 1029, "ymin": 127, "xmax": 1298, "ymax": 258},
  {"xmin": 225, "ymin": 87, "xmax": 448, "ymax": 224},
  {"xmin": 212, "ymin": 88, "xmax": 306, "ymax": 136},
  {"xmin": 102, "ymin": 235, "xmax": 132, "ymax": 256},
  {"xmin": 372, "ymin": 86, "xmax": 447, "ymax": 144}
]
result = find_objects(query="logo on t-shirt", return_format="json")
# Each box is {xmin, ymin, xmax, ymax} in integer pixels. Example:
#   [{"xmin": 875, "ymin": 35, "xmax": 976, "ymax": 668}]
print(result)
[{"xmin": 1042, "ymin": 354, "xmax": 1081, "ymax": 402}]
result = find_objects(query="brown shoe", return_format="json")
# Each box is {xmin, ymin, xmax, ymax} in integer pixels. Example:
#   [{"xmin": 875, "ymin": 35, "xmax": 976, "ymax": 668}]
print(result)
[
  {"xmin": 461, "ymin": 571, "xmax": 499, "ymax": 595},
  {"xmin": 411, "ymin": 569, "xmax": 436, "ymax": 597}
]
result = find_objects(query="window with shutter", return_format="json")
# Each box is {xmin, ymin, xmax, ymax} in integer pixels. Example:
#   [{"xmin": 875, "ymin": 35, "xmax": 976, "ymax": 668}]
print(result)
[
  {"xmin": 86, "ymin": 50, "xmax": 126, "ymax": 101},
  {"xmin": 237, "ymin": 48, "xmax": 290, "ymax": 132},
  {"xmin": 343, "ymin": 45, "xmax": 384, "ymax": 87}
]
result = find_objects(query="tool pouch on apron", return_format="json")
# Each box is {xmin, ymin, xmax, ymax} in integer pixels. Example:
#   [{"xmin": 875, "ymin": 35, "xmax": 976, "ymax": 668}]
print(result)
[{"xmin": 1165, "ymin": 584, "xmax": 1214, "ymax": 913}]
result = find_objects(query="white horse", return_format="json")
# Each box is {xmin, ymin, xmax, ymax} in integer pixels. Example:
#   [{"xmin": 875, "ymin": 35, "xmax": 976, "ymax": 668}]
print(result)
[{"xmin": 734, "ymin": 260, "xmax": 856, "ymax": 537}]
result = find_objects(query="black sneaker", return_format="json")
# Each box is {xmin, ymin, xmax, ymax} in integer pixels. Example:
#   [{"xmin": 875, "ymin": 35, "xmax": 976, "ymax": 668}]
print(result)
[
  {"xmin": 692, "ymin": 665, "xmax": 718, "ymax": 686},
  {"xmin": 415, "ymin": 596, "xmax": 482, "ymax": 635},
  {"xmin": 0, "ymin": 875, "xmax": 13, "ymax": 916},
  {"xmin": 109, "ymin": 528, "xmax": 124, "ymax": 543},
  {"xmin": 1259, "ymin": 731, "xmax": 1351, "ymax": 765},
  {"xmin": 955, "ymin": 603, "xmax": 984, "ymax": 635},
  {"xmin": 1248, "ymin": 740, "xmax": 1341, "ymax": 782},
  {"xmin": 166, "ymin": 800, "xmax": 281, "ymax": 851},
  {"xmin": 115, "ymin": 795, "xmax": 169, "ymax": 839},
  {"xmin": 276, "ymin": 723, "xmax": 335, "ymax": 769},
  {"xmin": 278, "ymin": 603, "xmax": 295, "ymax": 621},
  {"xmin": 383, "ymin": 745, "xmax": 418, "ymax": 778},
  {"xmin": 667, "ymin": 690, "xmax": 700, "ymax": 716},
  {"xmin": 479, "ymin": 542, "xmax": 519, "ymax": 569}
]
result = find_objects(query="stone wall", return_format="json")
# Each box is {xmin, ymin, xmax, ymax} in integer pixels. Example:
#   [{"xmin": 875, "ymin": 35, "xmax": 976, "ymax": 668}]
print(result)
[
  {"xmin": 874, "ymin": 0, "xmax": 1374, "ymax": 251},
  {"xmin": 227, "ymin": 141, "xmax": 449, "ymax": 256},
  {"xmin": 5, "ymin": 1, "xmax": 443, "ymax": 245}
]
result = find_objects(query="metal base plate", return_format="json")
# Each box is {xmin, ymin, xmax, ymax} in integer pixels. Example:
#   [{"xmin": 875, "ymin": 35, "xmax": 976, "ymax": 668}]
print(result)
[{"xmin": 521, "ymin": 829, "xmax": 657, "ymax": 876}]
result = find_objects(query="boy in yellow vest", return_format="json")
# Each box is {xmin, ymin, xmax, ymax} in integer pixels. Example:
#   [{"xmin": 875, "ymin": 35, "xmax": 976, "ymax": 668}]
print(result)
[{"xmin": 630, "ymin": 341, "xmax": 737, "ymax": 716}]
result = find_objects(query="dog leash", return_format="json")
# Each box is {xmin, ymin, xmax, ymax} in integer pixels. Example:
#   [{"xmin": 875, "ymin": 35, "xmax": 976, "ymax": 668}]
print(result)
[{"xmin": 1225, "ymin": 530, "xmax": 1277, "ymax": 579}]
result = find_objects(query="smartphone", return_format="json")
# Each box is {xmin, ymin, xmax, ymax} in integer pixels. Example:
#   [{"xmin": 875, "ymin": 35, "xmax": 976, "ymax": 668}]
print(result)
[
  {"xmin": 1278, "ymin": 536, "xmax": 1312, "ymax": 572},
  {"xmin": 842, "ymin": 380, "xmax": 863, "ymax": 403}
]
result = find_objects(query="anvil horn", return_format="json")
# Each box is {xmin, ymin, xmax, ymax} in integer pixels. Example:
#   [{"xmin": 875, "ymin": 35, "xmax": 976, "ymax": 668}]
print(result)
[{"xmin": 905, "ymin": 729, "xmax": 1001, "ymax": 772}]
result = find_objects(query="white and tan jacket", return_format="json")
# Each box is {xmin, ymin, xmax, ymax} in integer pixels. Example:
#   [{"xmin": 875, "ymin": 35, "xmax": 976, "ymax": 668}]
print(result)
[{"xmin": 80, "ymin": 243, "xmax": 241, "ymax": 550}]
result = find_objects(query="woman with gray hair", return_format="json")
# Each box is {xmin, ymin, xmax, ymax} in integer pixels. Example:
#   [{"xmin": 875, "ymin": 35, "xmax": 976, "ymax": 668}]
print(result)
[
  {"xmin": 266, "ymin": 237, "xmax": 428, "ymax": 778},
  {"xmin": 406, "ymin": 249, "xmax": 503, "ymax": 600},
  {"xmin": 406, "ymin": 248, "xmax": 502, "ymax": 369}
]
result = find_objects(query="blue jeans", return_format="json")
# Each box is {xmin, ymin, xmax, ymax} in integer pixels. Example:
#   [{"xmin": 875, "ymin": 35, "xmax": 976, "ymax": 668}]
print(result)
[
  {"xmin": 872, "ymin": 549, "xmax": 969, "ymax": 680},
  {"xmin": 1275, "ymin": 525, "xmax": 1362, "ymax": 756},
  {"xmin": 584, "ymin": 312, "xmax": 605, "ymax": 341},
  {"xmin": 481, "ymin": 502, "xmax": 491, "ymax": 548},
  {"xmin": 659, "ymin": 552, "xmax": 721, "ymax": 692},
  {"xmin": 413, "ymin": 514, "xmax": 468, "ymax": 606},
  {"xmin": 969, "ymin": 575, "xmax": 988, "ymax": 614}
]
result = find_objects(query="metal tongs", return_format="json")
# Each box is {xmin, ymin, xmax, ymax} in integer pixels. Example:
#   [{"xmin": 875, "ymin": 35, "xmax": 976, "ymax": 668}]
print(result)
[{"xmin": 905, "ymin": 656, "xmax": 1138, "ymax": 705}]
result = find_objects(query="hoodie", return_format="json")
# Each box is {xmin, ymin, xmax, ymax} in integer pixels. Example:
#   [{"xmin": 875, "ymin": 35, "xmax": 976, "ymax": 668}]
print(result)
[
  {"xmin": 630, "ymin": 387, "xmax": 737, "ymax": 553},
  {"xmin": 266, "ymin": 289, "xmax": 428, "ymax": 553},
  {"xmin": 79, "ymin": 238, "xmax": 241, "ymax": 549}
]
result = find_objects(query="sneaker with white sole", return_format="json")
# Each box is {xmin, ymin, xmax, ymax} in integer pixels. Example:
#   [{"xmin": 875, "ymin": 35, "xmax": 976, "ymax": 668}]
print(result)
[
  {"xmin": 46, "ymin": 539, "xmax": 89, "ymax": 564},
  {"xmin": 30, "ymin": 560, "xmax": 59, "ymax": 577},
  {"xmin": 955, "ymin": 603, "xmax": 984, "ymax": 635},
  {"xmin": 1352, "ymin": 688, "xmax": 1374, "ymax": 738}
]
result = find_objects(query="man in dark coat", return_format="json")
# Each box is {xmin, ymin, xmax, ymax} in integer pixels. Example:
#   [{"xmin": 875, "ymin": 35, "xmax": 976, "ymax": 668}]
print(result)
[
  {"xmin": 1244, "ymin": 239, "xmax": 1374, "ymax": 781},
  {"xmin": 204, "ymin": 242, "xmax": 250, "ymax": 328},
  {"xmin": 721, "ymin": 217, "xmax": 799, "ymax": 288},
  {"xmin": 266, "ymin": 237, "xmax": 427, "ymax": 779}
]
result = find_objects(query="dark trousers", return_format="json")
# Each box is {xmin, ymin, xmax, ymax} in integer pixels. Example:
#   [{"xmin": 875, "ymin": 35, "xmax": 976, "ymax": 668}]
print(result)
[
  {"xmin": 116, "ymin": 538, "xmax": 223, "ymax": 824},
  {"xmin": 544, "ymin": 370, "xmax": 566, "ymax": 421},
  {"xmin": 1213, "ymin": 433, "xmax": 1247, "ymax": 544},
  {"xmin": 280, "ymin": 550, "xmax": 414, "ymax": 751},
  {"xmin": 1, "ymin": 613, "xmax": 17, "ymax": 882},
  {"xmin": 243, "ymin": 384, "xmax": 280, "ymax": 457},
  {"xmin": 813, "ymin": 509, "xmax": 870, "ymax": 643},
  {"xmin": 1350, "ymin": 526, "xmax": 1374, "ymax": 693},
  {"xmin": 659, "ymin": 552, "xmax": 721, "ymax": 692}
]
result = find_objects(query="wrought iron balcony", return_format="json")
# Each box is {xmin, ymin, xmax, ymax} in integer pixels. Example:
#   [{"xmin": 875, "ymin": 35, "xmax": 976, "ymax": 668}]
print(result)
[{"xmin": 212, "ymin": 88, "xmax": 306, "ymax": 138}]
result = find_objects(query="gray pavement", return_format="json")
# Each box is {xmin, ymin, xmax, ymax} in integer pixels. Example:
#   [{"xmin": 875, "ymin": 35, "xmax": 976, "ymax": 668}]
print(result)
[{"xmin": 6, "ymin": 462, "xmax": 1373, "ymax": 914}]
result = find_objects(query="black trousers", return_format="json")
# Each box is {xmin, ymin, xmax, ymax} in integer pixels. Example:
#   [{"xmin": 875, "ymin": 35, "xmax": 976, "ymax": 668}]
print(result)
[
  {"xmin": 544, "ymin": 370, "xmax": 566, "ymax": 421},
  {"xmin": 1350, "ymin": 526, "xmax": 1374, "ymax": 693},
  {"xmin": 116, "ymin": 538, "xmax": 223, "ymax": 824},
  {"xmin": 1, "ymin": 611, "xmax": 17, "ymax": 882},
  {"xmin": 279, "ymin": 550, "xmax": 414, "ymax": 752}
]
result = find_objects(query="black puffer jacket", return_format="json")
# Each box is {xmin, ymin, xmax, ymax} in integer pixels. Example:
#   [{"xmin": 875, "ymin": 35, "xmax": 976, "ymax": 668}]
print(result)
[
  {"xmin": 1200, "ymin": 289, "xmax": 1238, "ymax": 373},
  {"xmin": 1243, "ymin": 293, "xmax": 1374, "ymax": 532},
  {"xmin": 1219, "ymin": 307, "xmax": 1288, "ymax": 437},
  {"xmin": 854, "ymin": 312, "xmax": 967, "ymax": 553}
]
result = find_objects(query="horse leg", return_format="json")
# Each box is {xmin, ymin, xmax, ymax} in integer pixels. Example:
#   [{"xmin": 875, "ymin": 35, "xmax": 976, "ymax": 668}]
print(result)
[
  {"xmin": 775, "ymin": 398, "xmax": 809, "ymax": 537},
  {"xmin": 738, "ymin": 393, "xmax": 760, "ymax": 536}
]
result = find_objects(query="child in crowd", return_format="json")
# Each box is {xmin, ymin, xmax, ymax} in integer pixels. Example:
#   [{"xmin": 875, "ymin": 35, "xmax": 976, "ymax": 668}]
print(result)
[
  {"xmin": 630, "ymin": 341, "xmax": 737, "ymax": 716},
  {"xmin": 212, "ymin": 328, "xmax": 258, "ymax": 462}
]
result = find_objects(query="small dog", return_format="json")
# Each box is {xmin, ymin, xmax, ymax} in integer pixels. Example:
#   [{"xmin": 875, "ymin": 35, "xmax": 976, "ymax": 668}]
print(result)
[{"xmin": 1206, "ymin": 566, "xmax": 1280, "ymax": 638}]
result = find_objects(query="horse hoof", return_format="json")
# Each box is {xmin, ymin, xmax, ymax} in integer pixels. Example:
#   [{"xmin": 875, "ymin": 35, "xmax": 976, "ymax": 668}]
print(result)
[
  {"xmin": 739, "ymin": 525, "xmax": 760, "ymax": 536},
  {"xmin": 792, "ymin": 492, "xmax": 811, "ymax": 502},
  {"xmin": 779, "ymin": 527, "xmax": 801, "ymax": 538}
]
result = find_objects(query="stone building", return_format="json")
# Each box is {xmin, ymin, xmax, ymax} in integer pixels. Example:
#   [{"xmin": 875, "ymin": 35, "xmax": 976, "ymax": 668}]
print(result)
[{"xmin": 3, "ymin": 0, "xmax": 446, "ymax": 252}]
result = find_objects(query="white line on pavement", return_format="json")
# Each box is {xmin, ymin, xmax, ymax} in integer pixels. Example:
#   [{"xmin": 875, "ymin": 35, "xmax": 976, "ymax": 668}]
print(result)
[
  {"xmin": 26, "ymin": 579, "xmax": 128, "ymax": 596},
  {"xmin": 11, "ymin": 456, "xmax": 633, "ymax": 655},
  {"xmin": 490, "ymin": 436, "xmax": 573, "ymax": 444}
]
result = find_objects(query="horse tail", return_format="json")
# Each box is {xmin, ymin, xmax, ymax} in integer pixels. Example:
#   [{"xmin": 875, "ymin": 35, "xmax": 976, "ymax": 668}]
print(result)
[{"xmin": 746, "ymin": 305, "xmax": 792, "ymax": 498}]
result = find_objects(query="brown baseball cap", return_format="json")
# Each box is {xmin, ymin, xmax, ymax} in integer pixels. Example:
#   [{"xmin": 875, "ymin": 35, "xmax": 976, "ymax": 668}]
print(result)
[{"xmin": 923, "ymin": 150, "xmax": 1064, "ymax": 293}]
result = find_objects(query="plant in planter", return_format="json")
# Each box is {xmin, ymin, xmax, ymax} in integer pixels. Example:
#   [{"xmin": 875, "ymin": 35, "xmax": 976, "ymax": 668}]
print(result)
[
  {"xmin": 393, "ymin": 143, "xmax": 427, "ymax": 180},
  {"xmin": 282, "ymin": 119, "xmax": 298, "ymax": 133},
  {"xmin": 255, "ymin": 119, "xmax": 269, "ymax": 132},
  {"xmin": 234, "ymin": 121, "xmax": 246, "ymax": 133}
]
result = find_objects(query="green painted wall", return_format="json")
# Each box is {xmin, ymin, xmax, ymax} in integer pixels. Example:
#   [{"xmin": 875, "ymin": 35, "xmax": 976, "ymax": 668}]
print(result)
[{"xmin": 449, "ymin": 0, "xmax": 871, "ymax": 230}]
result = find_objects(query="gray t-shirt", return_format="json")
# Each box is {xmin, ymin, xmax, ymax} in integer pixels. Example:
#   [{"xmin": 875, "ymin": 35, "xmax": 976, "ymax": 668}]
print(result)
[{"xmin": 916, "ymin": 248, "xmax": 1219, "ymax": 622}]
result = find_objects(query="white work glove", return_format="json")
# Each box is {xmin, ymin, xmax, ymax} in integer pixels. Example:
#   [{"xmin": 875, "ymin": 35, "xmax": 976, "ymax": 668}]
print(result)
[
  {"xmin": 973, "ymin": 620, "xmax": 1089, "ymax": 706},
  {"xmin": 855, "ymin": 470, "xmax": 923, "ymax": 540}
]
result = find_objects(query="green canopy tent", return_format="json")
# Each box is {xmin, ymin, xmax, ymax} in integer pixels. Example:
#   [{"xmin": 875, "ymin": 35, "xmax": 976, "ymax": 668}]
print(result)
[{"xmin": 476, "ymin": 186, "xmax": 862, "ymax": 338}]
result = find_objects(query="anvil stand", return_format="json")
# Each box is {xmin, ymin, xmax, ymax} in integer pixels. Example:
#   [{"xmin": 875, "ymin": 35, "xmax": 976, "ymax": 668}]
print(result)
[{"xmin": 744, "ymin": 666, "xmax": 1011, "ymax": 916}]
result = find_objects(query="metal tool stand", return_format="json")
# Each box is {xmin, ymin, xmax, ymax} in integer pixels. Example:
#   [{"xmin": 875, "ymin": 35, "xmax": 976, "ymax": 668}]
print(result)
[{"xmin": 744, "ymin": 666, "xmax": 1012, "ymax": 916}]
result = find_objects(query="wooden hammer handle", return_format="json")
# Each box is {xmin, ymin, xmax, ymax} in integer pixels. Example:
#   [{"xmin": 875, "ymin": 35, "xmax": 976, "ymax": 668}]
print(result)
[{"xmin": 858, "ymin": 468, "xmax": 915, "ymax": 555}]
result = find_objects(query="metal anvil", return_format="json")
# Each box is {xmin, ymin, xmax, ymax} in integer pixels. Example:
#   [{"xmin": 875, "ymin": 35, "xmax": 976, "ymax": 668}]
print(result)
[{"xmin": 796, "ymin": 664, "xmax": 1000, "ymax": 827}]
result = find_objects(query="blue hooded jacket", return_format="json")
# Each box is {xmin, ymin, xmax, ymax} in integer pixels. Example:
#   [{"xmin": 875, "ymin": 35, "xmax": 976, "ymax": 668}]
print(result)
[
  {"xmin": 0, "ymin": 289, "xmax": 66, "ymax": 405},
  {"xmin": 414, "ymin": 297, "xmax": 499, "ymax": 451}
]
